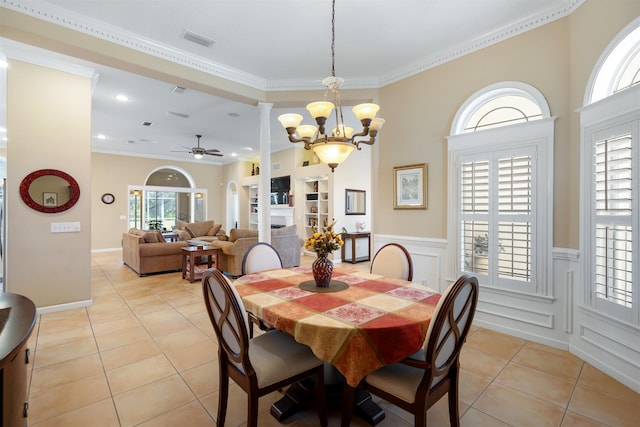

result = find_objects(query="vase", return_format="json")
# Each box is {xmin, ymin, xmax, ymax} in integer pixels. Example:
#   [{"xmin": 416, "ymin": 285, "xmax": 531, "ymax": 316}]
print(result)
[{"xmin": 312, "ymin": 252, "xmax": 333, "ymax": 287}]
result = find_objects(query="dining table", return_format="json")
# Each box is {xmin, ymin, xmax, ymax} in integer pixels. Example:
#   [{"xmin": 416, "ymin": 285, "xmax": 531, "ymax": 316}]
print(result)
[{"xmin": 233, "ymin": 264, "xmax": 442, "ymax": 425}]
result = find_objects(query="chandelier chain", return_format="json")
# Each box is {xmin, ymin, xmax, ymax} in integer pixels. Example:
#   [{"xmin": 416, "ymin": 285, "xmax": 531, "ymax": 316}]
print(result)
[{"xmin": 331, "ymin": 0, "xmax": 336, "ymax": 78}]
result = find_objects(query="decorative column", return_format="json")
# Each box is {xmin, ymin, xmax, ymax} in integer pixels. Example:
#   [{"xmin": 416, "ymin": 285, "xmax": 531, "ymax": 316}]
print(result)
[{"xmin": 258, "ymin": 102, "xmax": 272, "ymax": 243}]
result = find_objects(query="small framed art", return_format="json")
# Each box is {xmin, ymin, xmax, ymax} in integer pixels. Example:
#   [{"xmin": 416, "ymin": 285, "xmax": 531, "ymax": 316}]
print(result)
[
  {"xmin": 43, "ymin": 192, "xmax": 58, "ymax": 207},
  {"xmin": 393, "ymin": 163, "xmax": 427, "ymax": 209}
]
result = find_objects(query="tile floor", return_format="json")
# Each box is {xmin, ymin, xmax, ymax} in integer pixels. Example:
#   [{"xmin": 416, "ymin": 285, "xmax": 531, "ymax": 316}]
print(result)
[{"xmin": 24, "ymin": 250, "xmax": 640, "ymax": 426}]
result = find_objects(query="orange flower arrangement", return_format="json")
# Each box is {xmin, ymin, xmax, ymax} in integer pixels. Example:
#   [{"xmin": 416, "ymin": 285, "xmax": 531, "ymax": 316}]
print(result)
[{"xmin": 304, "ymin": 218, "xmax": 344, "ymax": 253}]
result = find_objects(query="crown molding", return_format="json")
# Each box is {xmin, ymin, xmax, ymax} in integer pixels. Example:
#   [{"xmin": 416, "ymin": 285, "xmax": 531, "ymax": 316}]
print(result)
[
  {"xmin": 378, "ymin": 0, "xmax": 586, "ymax": 87},
  {"xmin": 2, "ymin": 0, "xmax": 585, "ymax": 91}
]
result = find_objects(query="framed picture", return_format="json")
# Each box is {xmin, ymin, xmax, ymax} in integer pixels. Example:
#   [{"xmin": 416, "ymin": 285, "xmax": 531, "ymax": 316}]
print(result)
[
  {"xmin": 393, "ymin": 163, "xmax": 427, "ymax": 209},
  {"xmin": 43, "ymin": 192, "xmax": 58, "ymax": 207}
]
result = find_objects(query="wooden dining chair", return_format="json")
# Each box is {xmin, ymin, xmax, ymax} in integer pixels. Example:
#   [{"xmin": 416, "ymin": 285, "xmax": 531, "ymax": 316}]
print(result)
[
  {"xmin": 241, "ymin": 242, "xmax": 282, "ymax": 337},
  {"xmin": 342, "ymin": 274, "xmax": 479, "ymax": 427},
  {"xmin": 202, "ymin": 268, "xmax": 328, "ymax": 427},
  {"xmin": 242, "ymin": 242, "xmax": 283, "ymax": 275},
  {"xmin": 370, "ymin": 243, "xmax": 414, "ymax": 281}
]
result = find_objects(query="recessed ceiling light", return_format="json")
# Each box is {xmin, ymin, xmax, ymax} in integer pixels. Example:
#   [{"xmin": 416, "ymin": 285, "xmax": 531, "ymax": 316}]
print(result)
[
  {"xmin": 243, "ymin": 147, "xmax": 253, "ymax": 151},
  {"xmin": 96, "ymin": 134, "xmax": 106, "ymax": 140},
  {"xmin": 231, "ymin": 153, "xmax": 237, "ymax": 157},
  {"xmin": 115, "ymin": 94, "xmax": 129, "ymax": 102},
  {"xmin": 228, "ymin": 112, "xmax": 240, "ymax": 117}
]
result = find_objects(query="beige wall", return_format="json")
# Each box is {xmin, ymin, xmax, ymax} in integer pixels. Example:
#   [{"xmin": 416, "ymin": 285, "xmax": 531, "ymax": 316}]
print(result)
[
  {"xmin": 91, "ymin": 153, "xmax": 225, "ymax": 249},
  {"xmin": 7, "ymin": 60, "xmax": 92, "ymax": 308},
  {"xmin": 375, "ymin": 0, "xmax": 639, "ymax": 249}
]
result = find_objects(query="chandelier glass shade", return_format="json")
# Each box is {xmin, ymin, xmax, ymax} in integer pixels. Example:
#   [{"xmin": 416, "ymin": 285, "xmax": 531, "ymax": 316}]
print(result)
[{"xmin": 277, "ymin": 0, "xmax": 384, "ymax": 172}]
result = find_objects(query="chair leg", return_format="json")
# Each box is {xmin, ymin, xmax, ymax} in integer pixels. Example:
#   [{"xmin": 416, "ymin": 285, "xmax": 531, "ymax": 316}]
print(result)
[
  {"xmin": 314, "ymin": 367, "xmax": 328, "ymax": 427},
  {"xmin": 217, "ymin": 372, "xmax": 229, "ymax": 427},
  {"xmin": 248, "ymin": 393, "xmax": 259, "ymax": 427},
  {"xmin": 448, "ymin": 380, "xmax": 461, "ymax": 427},
  {"xmin": 341, "ymin": 383, "xmax": 355, "ymax": 427}
]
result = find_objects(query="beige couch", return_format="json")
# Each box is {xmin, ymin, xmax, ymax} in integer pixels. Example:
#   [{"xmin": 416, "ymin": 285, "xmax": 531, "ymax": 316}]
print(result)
[
  {"xmin": 206, "ymin": 226, "xmax": 303, "ymax": 277},
  {"xmin": 122, "ymin": 225, "xmax": 303, "ymax": 277},
  {"xmin": 174, "ymin": 220, "xmax": 227, "ymax": 243},
  {"xmin": 122, "ymin": 229, "xmax": 188, "ymax": 275}
]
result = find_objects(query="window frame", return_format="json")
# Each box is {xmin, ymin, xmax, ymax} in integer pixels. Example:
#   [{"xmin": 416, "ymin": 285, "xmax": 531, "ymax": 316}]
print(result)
[
  {"xmin": 579, "ymin": 85, "xmax": 640, "ymax": 325},
  {"xmin": 448, "ymin": 117, "xmax": 555, "ymax": 298}
]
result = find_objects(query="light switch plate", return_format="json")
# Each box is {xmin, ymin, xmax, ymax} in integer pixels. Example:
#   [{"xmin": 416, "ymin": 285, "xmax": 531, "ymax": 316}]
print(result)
[{"xmin": 51, "ymin": 222, "xmax": 81, "ymax": 233}]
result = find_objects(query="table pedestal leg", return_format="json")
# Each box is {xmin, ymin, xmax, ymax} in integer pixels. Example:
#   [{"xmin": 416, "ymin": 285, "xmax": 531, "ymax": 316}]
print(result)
[{"xmin": 270, "ymin": 379, "xmax": 385, "ymax": 426}]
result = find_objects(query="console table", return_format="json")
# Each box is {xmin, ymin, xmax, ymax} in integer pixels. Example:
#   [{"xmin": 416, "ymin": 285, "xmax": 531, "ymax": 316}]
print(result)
[
  {"xmin": 341, "ymin": 232, "xmax": 371, "ymax": 264},
  {"xmin": 0, "ymin": 293, "xmax": 36, "ymax": 427}
]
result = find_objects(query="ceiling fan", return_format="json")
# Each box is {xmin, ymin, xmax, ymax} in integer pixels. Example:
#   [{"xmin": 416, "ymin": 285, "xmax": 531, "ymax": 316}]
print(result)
[{"xmin": 172, "ymin": 134, "xmax": 223, "ymax": 159}]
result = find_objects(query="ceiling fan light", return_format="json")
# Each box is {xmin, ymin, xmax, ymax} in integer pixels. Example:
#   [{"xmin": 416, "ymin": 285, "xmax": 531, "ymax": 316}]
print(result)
[
  {"xmin": 369, "ymin": 117, "xmax": 385, "ymax": 131},
  {"xmin": 193, "ymin": 153, "xmax": 204, "ymax": 159},
  {"xmin": 313, "ymin": 141, "xmax": 355, "ymax": 166},
  {"xmin": 278, "ymin": 113, "xmax": 303, "ymax": 129},
  {"xmin": 352, "ymin": 103, "xmax": 380, "ymax": 121},
  {"xmin": 297, "ymin": 125, "xmax": 318, "ymax": 139},
  {"xmin": 306, "ymin": 101, "xmax": 334, "ymax": 119}
]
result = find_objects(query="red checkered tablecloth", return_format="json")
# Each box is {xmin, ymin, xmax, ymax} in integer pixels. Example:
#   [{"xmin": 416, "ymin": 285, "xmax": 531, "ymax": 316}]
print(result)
[{"xmin": 234, "ymin": 266, "xmax": 441, "ymax": 387}]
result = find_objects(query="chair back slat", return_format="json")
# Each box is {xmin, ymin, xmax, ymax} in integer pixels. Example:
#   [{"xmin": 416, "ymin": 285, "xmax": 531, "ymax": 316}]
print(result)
[
  {"xmin": 423, "ymin": 275, "xmax": 478, "ymax": 382},
  {"xmin": 203, "ymin": 269, "xmax": 251, "ymax": 372},
  {"xmin": 370, "ymin": 243, "xmax": 413, "ymax": 281},
  {"xmin": 242, "ymin": 242, "xmax": 283, "ymax": 275}
]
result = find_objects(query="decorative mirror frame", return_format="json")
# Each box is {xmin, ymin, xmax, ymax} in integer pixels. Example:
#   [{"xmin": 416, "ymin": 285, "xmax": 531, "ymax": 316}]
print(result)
[
  {"xmin": 345, "ymin": 188, "xmax": 366, "ymax": 215},
  {"xmin": 20, "ymin": 169, "xmax": 81, "ymax": 213}
]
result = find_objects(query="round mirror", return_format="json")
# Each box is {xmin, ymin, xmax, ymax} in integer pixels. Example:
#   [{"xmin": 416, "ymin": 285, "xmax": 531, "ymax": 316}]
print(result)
[{"xmin": 19, "ymin": 169, "xmax": 80, "ymax": 213}]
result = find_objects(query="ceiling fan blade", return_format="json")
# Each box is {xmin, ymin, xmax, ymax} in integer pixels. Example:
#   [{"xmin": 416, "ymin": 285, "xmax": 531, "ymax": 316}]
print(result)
[
  {"xmin": 205, "ymin": 152, "xmax": 223, "ymax": 157},
  {"xmin": 204, "ymin": 149, "xmax": 221, "ymax": 154}
]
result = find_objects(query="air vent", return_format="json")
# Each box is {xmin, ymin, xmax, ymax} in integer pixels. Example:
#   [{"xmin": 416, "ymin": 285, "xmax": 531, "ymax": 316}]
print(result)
[
  {"xmin": 182, "ymin": 30, "xmax": 215, "ymax": 48},
  {"xmin": 172, "ymin": 86, "xmax": 186, "ymax": 94},
  {"xmin": 166, "ymin": 111, "xmax": 190, "ymax": 119},
  {"xmin": 142, "ymin": 121, "xmax": 153, "ymax": 127}
]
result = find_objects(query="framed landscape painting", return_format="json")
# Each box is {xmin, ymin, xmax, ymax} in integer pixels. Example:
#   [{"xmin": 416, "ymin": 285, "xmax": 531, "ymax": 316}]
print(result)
[{"xmin": 393, "ymin": 163, "xmax": 427, "ymax": 209}]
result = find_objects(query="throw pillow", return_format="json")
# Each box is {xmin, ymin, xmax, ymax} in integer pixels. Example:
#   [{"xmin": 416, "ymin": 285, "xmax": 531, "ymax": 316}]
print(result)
[
  {"xmin": 185, "ymin": 220, "xmax": 214, "ymax": 237},
  {"xmin": 142, "ymin": 231, "xmax": 160, "ymax": 243},
  {"xmin": 155, "ymin": 230, "xmax": 166, "ymax": 242},
  {"xmin": 207, "ymin": 224, "xmax": 222, "ymax": 236}
]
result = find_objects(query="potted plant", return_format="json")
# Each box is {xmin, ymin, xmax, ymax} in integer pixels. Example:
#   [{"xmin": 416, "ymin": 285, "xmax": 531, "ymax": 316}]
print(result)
[{"xmin": 147, "ymin": 219, "xmax": 163, "ymax": 231}]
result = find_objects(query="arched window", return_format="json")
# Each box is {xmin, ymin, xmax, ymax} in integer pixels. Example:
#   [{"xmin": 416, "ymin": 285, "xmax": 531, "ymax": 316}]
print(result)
[
  {"xmin": 448, "ymin": 82, "xmax": 554, "ymax": 296},
  {"xmin": 581, "ymin": 18, "xmax": 640, "ymax": 324},
  {"xmin": 587, "ymin": 19, "xmax": 640, "ymax": 104},
  {"xmin": 128, "ymin": 167, "xmax": 207, "ymax": 230}
]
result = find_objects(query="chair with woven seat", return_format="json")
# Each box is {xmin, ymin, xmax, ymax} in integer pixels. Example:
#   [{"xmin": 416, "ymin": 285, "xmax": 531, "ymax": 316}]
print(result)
[
  {"xmin": 341, "ymin": 274, "xmax": 479, "ymax": 427},
  {"xmin": 241, "ymin": 241, "xmax": 283, "ymax": 275},
  {"xmin": 202, "ymin": 268, "xmax": 328, "ymax": 427},
  {"xmin": 370, "ymin": 242, "xmax": 414, "ymax": 281}
]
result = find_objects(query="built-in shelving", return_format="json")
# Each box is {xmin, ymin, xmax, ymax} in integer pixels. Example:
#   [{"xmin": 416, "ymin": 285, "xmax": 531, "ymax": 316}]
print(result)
[{"xmin": 303, "ymin": 177, "xmax": 330, "ymax": 255}]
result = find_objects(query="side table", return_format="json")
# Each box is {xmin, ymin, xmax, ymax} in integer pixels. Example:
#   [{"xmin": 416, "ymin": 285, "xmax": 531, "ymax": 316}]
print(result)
[
  {"xmin": 181, "ymin": 246, "xmax": 220, "ymax": 283},
  {"xmin": 341, "ymin": 232, "xmax": 371, "ymax": 264}
]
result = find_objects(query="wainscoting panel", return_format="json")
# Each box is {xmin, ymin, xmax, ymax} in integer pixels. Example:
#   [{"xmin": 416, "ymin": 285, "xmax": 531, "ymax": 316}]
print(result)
[{"xmin": 373, "ymin": 234, "xmax": 448, "ymax": 292}]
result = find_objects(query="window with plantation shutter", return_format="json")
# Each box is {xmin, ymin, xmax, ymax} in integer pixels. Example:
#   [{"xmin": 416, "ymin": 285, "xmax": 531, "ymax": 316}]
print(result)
[
  {"xmin": 589, "ymin": 130, "xmax": 636, "ymax": 317},
  {"xmin": 458, "ymin": 149, "xmax": 536, "ymax": 293},
  {"xmin": 449, "ymin": 82, "xmax": 553, "ymax": 297},
  {"xmin": 582, "ymin": 20, "xmax": 640, "ymax": 326}
]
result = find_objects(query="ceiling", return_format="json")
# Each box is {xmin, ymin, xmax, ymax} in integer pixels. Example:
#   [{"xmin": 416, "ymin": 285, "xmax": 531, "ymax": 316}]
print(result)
[{"xmin": 1, "ymin": 0, "xmax": 576, "ymax": 165}]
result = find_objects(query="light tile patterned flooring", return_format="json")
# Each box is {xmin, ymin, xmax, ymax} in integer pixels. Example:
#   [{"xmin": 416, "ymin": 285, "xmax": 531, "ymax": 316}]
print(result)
[{"xmin": 24, "ymin": 250, "xmax": 640, "ymax": 426}]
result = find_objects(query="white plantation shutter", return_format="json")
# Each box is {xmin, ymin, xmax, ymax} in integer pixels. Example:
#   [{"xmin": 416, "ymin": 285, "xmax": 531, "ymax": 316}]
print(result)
[
  {"xmin": 593, "ymin": 134, "xmax": 634, "ymax": 309},
  {"xmin": 498, "ymin": 156, "xmax": 532, "ymax": 282},
  {"xmin": 459, "ymin": 150, "xmax": 536, "ymax": 292}
]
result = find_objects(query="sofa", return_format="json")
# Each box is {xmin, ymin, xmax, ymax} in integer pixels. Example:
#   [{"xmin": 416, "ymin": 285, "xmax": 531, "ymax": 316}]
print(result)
[
  {"xmin": 174, "ymin": 220, "xmax": 227, "ymax": 243},
  {"xmin": 122, "ymin": 229, "xmax": 188, "ymax": 275},
  {"xmin": 206, "ymin": 226, "xmax": 303, "ymax": 277},
  {"xmin": 122, "ymin": 225, "xmax": 303, "ymax": 277}
]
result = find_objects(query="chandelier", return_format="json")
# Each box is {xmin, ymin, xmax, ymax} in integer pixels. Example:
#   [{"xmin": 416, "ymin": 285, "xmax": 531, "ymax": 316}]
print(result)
[{"xmin": 277, "ymin": 0, "xmax": 384, "ymax": 172}]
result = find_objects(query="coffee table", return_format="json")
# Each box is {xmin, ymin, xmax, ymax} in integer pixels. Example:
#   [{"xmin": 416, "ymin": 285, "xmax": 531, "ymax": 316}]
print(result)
[{"xmin": 181, "ymin": 246, "xmax": 220, "ymax": 282}]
